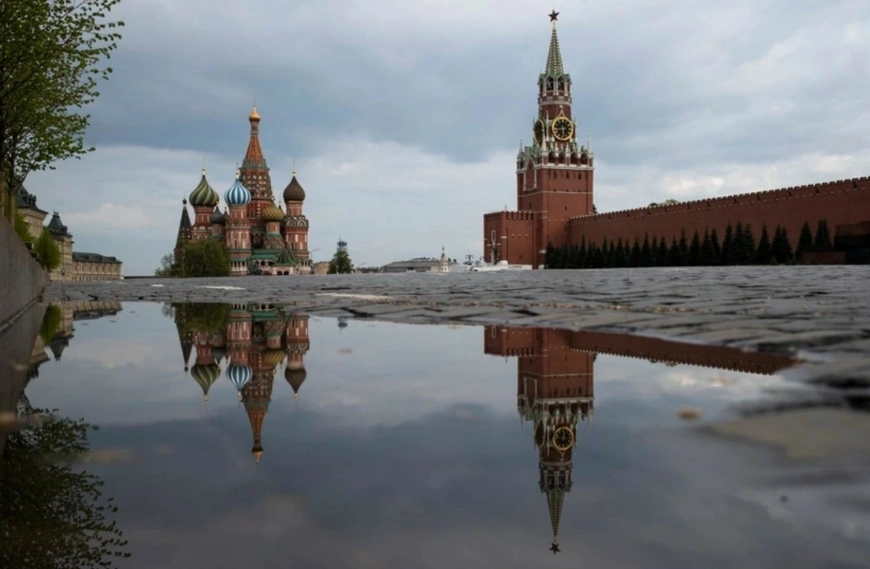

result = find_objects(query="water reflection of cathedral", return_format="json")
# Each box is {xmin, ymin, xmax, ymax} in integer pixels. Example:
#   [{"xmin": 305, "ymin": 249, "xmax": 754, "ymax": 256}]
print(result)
[
  {"xmin": 485, "ymin": 326, "xmax": 594, "ymax": 554},
  {"xmin": 173, "ymin": 303, "xmax": 310, "ymax": 463}
]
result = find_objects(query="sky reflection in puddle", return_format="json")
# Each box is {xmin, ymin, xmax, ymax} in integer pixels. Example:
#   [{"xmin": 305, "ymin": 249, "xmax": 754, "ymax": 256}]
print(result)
[{"xmin": 6, "ymin": 301, "xmax": 869, "ymax": 569}]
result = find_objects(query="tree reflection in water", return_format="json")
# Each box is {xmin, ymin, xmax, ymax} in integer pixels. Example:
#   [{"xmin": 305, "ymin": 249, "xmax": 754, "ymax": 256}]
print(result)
[{"xmin": 0, "ymin": 404, "xmax": 130, "ymax": 568}]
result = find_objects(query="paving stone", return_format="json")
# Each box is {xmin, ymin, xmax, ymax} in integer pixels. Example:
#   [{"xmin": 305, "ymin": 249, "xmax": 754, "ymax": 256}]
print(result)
[{"xmin": 45, "ymin": 267, "xmax": 870, "ymax": 388}]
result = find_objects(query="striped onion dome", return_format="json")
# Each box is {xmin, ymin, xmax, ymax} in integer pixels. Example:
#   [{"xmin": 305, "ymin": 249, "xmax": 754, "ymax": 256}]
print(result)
[
  {"xmin": 189, "ymin": 169, "xmax": 220, "ymax": 207},
  {"xmin": 225, "ymin": 170, "xmax": 251, "ymax": 206},
  {"xmin": 262, "ymin": 202, "xmax": 284, "ymax": 222},
  {"xmin": 191, "ymin": 363, "xmax": 221, "ymax": 401},
  {"xmin": 209, "ymin": 206, "xmax": 226, "ymax": 225},
  {"xmin": 226, "ymin": 363, "xmax": 252, "ymax": 394}
]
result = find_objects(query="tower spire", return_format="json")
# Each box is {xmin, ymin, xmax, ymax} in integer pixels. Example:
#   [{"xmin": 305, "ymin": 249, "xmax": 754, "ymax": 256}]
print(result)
[
  {"xmin": 545, "ymin": 11, "xmax": 564, "ymax": 77},
  {"xmin": 547, "ymin": 484, "xmax": 565, "ymax": 554}
]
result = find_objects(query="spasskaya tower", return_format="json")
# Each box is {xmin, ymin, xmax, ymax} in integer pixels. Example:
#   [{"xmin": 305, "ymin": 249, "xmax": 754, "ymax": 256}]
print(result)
[{"xmin": 483, "ymin": 11, "xmax": 594, "ymax": 268}]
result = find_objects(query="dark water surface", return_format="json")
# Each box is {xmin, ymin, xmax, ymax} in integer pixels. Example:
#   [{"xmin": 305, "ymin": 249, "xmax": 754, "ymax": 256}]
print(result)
[{"xmin": 3, "ymin": 301, "xmax": 869, "ymax": 568}]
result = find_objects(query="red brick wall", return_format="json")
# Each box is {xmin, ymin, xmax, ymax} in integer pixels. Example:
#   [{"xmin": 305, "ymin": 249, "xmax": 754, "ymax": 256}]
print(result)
[
  {"xmin": 568, "ymin": 330, "xmax": 793, "ymax": 375},
  {"xmin": 483, "ymin": 211, "xmax": 536, "ymax": 264},
  {"xmin": 569, "ymin": 177, "xmax": 870, "ymax": 248}
]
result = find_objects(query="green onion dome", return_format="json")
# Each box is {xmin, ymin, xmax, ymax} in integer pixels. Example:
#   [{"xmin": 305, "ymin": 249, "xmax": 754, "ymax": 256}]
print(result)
[
  {"xmin": 191, "ymin": 363, "xmax": 221, "ymax": 401},
  {"xmin": 189, "ymin": 169, "xmax": 220, "ymax": 207}
]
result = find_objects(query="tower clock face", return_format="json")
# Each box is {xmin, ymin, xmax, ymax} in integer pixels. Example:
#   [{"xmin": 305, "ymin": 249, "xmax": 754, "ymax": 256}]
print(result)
[
  {"xmin": 552, "ymin": 117, "xmax": 574, "ymax": 141},
  {"xmin": 552, "ymin": 426, "xmax": 575, "ymax": 451},
  {"xmin": 533, "ymin": 119, "xmax": 545, "ymax": 144}
]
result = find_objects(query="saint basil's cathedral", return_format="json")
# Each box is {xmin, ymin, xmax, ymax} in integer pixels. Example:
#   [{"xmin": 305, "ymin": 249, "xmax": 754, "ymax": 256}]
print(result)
[{"xmin": 176, "ymin": 106, "xmax": 311, "ymax": 276}]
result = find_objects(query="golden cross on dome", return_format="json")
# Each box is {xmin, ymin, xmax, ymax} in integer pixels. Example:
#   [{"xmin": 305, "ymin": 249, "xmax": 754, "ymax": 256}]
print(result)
[{"xmin": 549, "ymin": 10, "xmax": 559, "ymax": 23}]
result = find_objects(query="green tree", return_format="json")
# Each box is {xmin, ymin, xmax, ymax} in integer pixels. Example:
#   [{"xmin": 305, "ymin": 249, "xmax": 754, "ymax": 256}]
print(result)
[
  {"xmin": 599, "ymin": 238, "xmax": 610, "ymax": 269},
  {"xmin": 577, "ymin": 237, "xmax": 587, "ymax": 269},
  {"xmin": 731, "ymin": 222, "xmax": 746, "ymax": 265},
  {"xmin": 0, "ymin": 408, "xmax": 130, "ymax": 568},
  {"xmin": 710, "ymin": 228, "xmax": 721, "ymax": 262},
  {"xmin": 171, "ymin": 302, "xmax": 230, "ymax": 334},
  {"xmin": 13, "ymin": 209, "xmax": 32, "ymax": 243},
  {"xmin": 34, "ymin": 229, "xmax": 61, "ymax": 271},
  {"xmin": 814, "ymin": 219, "xmax": 832, "ymax": 250},
  {"xmin": 720, "ymin": 223, "xmax": 733, "ymax": 265},
  {"xmin": 650, "ymin": 236, "xmax": 659, "ymax": 266},
  {"xmin": 741, "ymin": 224, "xmax": 757, "ymax": 265},
  {"xmin": 699, "ymin": 228, "xmax": 717, "ymax": 265},
  {"xmin": 772, "ymin": 226, "xmax": 794, "ymax": 264},
  {"xmin": 687, "ymin": 230, "xmax": 701, "ymax": 266},
  {"xmin": 656, "ymin": 237, "xmax": 668, "ymax": 266},
  {"xmin": 544, "ymin": 243, "xmax": 555, "ymax": 268},
  {"xmin": 629, "ymin": 238, "xmax": 641, "ymax": 267},
  {"xmin": 328, "ymin": 249, "xmax": 354, "ymax": 274},
  {"xmin": 178, "ymin": 239, "xmax": 230, "ymax": 277},
  {"xmin": 639, "ymin": 233, "xmax": 653, "ymax": 267},
  {"xmin": 796, "ymin": 221, "xmax": 814, "ymax": 259},
  {"xmin": 677, "ymin": 230, "xmax": 689, "ymax": 265},
  {"xmin": 154, "ymin": 252, "xmax": 175, "ymax": 277},
  {"xmin": 755, "ymin": 224, "xmax": 773, "ymax": 264},
  {"xmin": 0, "ymin": 0, "xmax": 125, "ymax": 219},
  {"xmin": 39, "ymin": 304, "xmax": 63, "ymax": 345},
  {"xmin": 612, "ymin": 239, "xmax": 628, "ymax": 268},
  {"xmin": 666, "ymin": 237, "xmax": 682, "ymax": 266}
]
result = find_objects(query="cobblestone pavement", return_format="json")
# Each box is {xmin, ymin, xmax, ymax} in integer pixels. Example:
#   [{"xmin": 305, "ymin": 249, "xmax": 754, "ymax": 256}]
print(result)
[{"xmin": 46, "ymin": 266, "xmax": 870, "ymax": 396}]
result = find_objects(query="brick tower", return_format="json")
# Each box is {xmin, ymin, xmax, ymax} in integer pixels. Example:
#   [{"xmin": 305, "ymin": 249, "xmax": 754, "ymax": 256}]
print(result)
[
  {"xmin": 483, "ymin": 11, "xmax": 594, "ymax": 268},
  {"xmin": 239, "ymin": 105, "xmax": 273, "ymax": 248}
]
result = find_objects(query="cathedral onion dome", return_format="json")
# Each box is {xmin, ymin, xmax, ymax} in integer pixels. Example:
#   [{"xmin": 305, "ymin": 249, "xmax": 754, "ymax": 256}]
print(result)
[
  {"xmin": 191, "ymin": 363, "xmax": 221, "ymax": 402},
  {"xmin": 209, "ymin": 206, "xmax": 226, "ymax": 225},
  {"xmin": 285, "ymin": 366, "xmax": 307, "ymax": 397},
  {"xmin": 225, "ymin": 171, "xmax": 251, "ymax": 206},
  {"xmin": 262, "ymin": 203, "xmax": 284, "ymax": 223},
  {"xmin": 263, "ymin": 349, "xmax": 285, "ymax": 369},
  {"xmin": 226, "ymin": 363, "xmax": 252, "ymax": 398},
  {"xmin": 283, "ymin": 174, "xmax": 305, "ymax": 202},
  {"xmin": 189, "ymin": 169, "xmax": 220, "ymax": 207},
  {"xmin": 249, "ymin": 105, "xmax": 260, "ymax": 122}
]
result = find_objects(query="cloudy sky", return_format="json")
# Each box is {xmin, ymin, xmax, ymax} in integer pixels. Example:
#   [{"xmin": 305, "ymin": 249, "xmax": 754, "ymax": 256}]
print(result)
[{"xmin": 26, "ymin": 0, "xmax": 870, "ymax": 275}]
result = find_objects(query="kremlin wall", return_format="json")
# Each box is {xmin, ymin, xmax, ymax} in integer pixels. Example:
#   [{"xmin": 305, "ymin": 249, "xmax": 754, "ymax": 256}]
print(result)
[
  {"xmin": 568, "ymin": 177, "xmax": 870, "ymax": 258},
  {"xmin": 484, "ymin": 14, "xmax": 870, "ymax": 267}
]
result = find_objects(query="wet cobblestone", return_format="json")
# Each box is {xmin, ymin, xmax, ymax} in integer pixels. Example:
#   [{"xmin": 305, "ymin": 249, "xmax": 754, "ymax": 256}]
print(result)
[{"xmin": 46, "ymin": 266, "xmax": 870, "ymax": 385}]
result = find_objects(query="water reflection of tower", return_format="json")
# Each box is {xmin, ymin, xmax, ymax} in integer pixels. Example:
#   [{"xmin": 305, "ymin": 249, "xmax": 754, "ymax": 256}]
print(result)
[
  {"xmin": 485, "ymin": 326, "xmax": 594, "ymax": 554},
  {"xmin": 284, "ymin": 313, "xmax": 310, "ymax": 400},
  {"xmin": 190, "ymin": 331, "xmax": 220, "ymax": 404},
  {"xmin": 242, "ymin": 304, "xmax": 284, "ymax": 463}
]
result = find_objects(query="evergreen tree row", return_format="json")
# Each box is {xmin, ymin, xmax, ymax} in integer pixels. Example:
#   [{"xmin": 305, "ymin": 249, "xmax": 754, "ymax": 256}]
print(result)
[{"xmin": 546, "ymin": 219, "xmax": 833, "ymax": 270}]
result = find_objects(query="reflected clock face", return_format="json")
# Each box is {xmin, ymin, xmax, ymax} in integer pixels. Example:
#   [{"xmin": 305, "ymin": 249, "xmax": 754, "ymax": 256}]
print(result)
[
  {"xmin": 533, "ymin": 119, "xmax": 545, "ymax": 144},
  {"xmin": 552, "ymin": 426, "xmax": 575, "ymax": 451},
  {"xmin": 552, "ymin": 117, "xmax": 574, "ymax": 141}
]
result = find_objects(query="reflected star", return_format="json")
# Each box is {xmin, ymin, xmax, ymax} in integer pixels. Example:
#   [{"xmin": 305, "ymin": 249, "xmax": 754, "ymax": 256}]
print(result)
[{"xmin": 550, "ymin": 542, "xmax": 560, "ymax": 554}]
